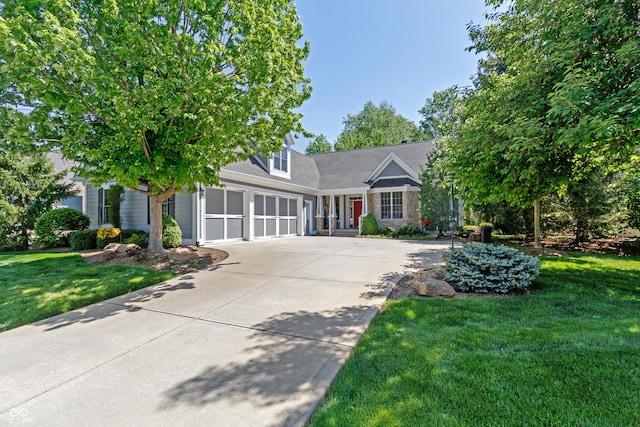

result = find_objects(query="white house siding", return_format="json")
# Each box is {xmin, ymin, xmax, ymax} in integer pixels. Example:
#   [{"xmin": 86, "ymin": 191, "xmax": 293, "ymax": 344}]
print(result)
[
  {"xmin": 119, "ymin": 190, "xmax": 149, "ymax": 233},
  {"xmin": 85, "ymin": 183, "xmax": 100, "ymax": 228},
  {"xmin": 174, "ymin": 191, "xmax": 193, "ymax": 240},
  {"xmin": 85, "ymin": 184, "xmax": 195, "ymax": 244}
]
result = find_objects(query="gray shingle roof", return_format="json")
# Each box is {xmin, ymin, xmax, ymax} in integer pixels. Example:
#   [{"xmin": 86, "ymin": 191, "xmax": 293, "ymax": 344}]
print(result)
[
  {"xmin": 222, "ymin": 149, "xmax": 320, "ymax": 190},
  {"xmin": 309, "ymin": 141, "xmax": 434, "ymax": 190},
  {"xmin": 221, "ymin": 141, "xmax": 434, "ymax": 192}
]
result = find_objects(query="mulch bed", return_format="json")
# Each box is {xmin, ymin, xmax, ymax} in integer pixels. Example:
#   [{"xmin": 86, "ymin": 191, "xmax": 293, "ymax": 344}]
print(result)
[{"xmin": 80, "ymin": 246, "xmax": 228, "ymax": 275}]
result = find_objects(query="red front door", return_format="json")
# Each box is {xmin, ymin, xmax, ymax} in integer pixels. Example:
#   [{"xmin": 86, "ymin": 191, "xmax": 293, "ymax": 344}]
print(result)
[{"xmin": 353, "ymin": 200, "xmax": 363, "ymax": 228}]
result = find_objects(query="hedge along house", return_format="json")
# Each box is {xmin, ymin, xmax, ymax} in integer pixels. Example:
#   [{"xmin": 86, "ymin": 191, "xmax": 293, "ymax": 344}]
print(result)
[{"xmin": 81, "ymin": 137, "xmax": 436, "ymax": 246}]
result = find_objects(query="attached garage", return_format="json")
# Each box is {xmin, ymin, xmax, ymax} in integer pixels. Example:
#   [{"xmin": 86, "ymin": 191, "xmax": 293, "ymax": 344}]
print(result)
[
  {"xmin": 204, "ymin": 188, "xmax": 245, "ymax": 243},
  {"xmin": 254, "ymin": 194, "xmax": 298, "ymax": 238}
]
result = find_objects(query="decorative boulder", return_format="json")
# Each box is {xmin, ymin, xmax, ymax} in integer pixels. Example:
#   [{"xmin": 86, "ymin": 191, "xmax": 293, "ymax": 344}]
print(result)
[
  {"xmin": 103, "ymin": 243, "xmax": 120, "ymax": 253},
  {"xmin": 168, "ymin": 247, "xmax": 199, "ymax": 262},
  {"xmin": 116, "ymin": 243, "xmax": 141, "ymax": 253},
  {"xmin": 414, "ymin": 278, "xmax": 456, "ymax": 298}
]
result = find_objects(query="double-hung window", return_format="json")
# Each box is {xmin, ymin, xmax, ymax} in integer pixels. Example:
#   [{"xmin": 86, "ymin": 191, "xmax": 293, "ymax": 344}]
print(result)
[
  {"xmin": 380, "ymin": 192, "xmax": 403, "ymax": 219},
  {"xmin": 273, "ymin": 147, "xmax": 288, "ymax": 173},
  {"xmin": 98, "ymin": 188, "xmax": 110, "ymax": 225}
]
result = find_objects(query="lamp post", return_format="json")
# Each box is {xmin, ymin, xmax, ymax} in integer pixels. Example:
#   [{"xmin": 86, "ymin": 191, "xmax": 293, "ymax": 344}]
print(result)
[{"xmin": 449, "ymin": 180, "xmax": 456, "ymax": 250}]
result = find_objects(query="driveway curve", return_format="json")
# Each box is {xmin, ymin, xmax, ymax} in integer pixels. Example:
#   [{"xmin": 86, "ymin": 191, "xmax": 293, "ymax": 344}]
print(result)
[{"xmin": 0, "ymin": 237, "xmax": 452, "ymax": 427}]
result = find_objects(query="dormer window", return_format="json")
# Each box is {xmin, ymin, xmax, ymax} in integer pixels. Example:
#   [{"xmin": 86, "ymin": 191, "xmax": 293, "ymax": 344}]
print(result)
[
  {"xmin": 270, "ymin": 144, "xmax": 291, "ymax": 179},
  {"xmin": 273, "ymin": 146, "xmax": 288, "ymax": 173}
]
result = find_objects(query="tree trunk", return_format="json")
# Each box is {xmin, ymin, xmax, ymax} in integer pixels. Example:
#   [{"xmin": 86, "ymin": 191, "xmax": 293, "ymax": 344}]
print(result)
[
  {"xmin": 533, "ymin": 199, "xmax": 542, "ymax": 249},
  {"xmin": 148, "ymin": 194, "xmax": 165, "ymax": 253}
]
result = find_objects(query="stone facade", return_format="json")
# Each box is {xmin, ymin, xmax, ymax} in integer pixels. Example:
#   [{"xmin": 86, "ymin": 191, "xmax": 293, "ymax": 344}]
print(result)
[{"xmin": 367, "ymin": 190, "xmax": 421, "ymax": 229}]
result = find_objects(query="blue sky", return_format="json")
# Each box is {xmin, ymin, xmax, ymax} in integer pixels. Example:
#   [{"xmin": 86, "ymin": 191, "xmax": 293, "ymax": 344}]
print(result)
[{"xmin": 293, "ymin": 1, "xmax": 489, "ymax": 153}]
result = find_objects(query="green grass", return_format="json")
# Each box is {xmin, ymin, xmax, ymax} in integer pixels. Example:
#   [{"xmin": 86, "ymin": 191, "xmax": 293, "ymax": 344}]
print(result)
[
  {"xmin": 309, "ymin": 253, "xmax": 640, "ymax": 426},
  {"xmin": 0, "ymin": 251, "xmax": 174, "ymax": 332}
]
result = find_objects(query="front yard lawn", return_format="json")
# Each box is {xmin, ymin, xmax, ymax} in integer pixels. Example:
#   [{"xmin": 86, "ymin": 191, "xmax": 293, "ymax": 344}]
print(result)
[
  {"xmin": 0, "ymin": 251, "xmax": 174, "ymax": 332},
  {"xmin": 309, "ymin": 253, "xmax": 640, "ymax": 426}
]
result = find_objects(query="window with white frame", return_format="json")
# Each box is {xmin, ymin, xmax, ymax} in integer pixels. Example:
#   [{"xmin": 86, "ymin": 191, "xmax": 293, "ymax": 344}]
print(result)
[
  {"xmin": 380, "ymin": 192, "xmax": 403, "ymax": 219},
  {"xmin": 98, "ymin": 188, "xmax": 110, "ymax": 225},
  {"xmin": 273, "ymin": 146, "xmax": 288, "ymax": 173}
]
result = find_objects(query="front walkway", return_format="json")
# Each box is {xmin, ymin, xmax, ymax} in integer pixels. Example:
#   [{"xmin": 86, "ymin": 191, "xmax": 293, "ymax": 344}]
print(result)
[{"xmin": 0, "ymin": 237, "xmax": 452, "ymax": 426}]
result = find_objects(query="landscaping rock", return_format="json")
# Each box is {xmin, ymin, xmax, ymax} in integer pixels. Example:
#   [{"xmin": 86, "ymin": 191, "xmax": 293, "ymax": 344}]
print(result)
[
  {"xmin": 103, "ymin": 243, "xmax": 120, "ymax": 253},
  {"xmin": 414, "ymin": 278, "xmax": 456, "ymax": 298},
  {"xmin": 168, "ymin": 247, "xmax": 199, "ymax": 262},
  {"xmin": 116, "ymin": 243, "xmax": 141, "ymax": 253}
]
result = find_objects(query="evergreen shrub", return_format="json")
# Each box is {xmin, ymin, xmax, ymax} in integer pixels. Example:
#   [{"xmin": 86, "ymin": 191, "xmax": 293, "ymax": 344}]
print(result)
[
  {"xmin": 396, "ymin": 225, "xmax": 421, "ymax": 236},
  {"xmin": 361, "ymin": 214, "xmax": 379, "ymax": 235},
  {"xmin": 162, "ymin": 215, "xmax": 182, "ymax": 248},
  {"xmin": 69, "ymin": 229, "xmax": 98, "ymax": 251},
  {"xmin": 35, "ymin": 208, "xmax": 91, "ymax": 248},
  {"xmin": 443, "ymin": 242, "xmax": 541, "ymax": 293}
]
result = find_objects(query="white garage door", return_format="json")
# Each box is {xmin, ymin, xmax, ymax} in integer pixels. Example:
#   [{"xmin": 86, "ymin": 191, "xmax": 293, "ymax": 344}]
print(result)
[
  {"xmin": 254, "ymin": 194, "xmax": 298, "ymax": 238},
  {"xmin": 205, "ymin": 188, "xmax": 244, "ymax": 242}
]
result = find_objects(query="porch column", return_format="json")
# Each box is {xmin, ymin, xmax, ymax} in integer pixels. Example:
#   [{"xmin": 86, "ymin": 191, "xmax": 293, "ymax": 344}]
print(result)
[
  {"xmin": 315, "ymin": 195, "xmax": 324, "ymax": 231},
  {"xmin": 329, "ymin": 194, "xmax": 336, "ymax": 235},
  {"xmin": 360, "ymin": 192, "xmax": 368, "ymax": 235}
]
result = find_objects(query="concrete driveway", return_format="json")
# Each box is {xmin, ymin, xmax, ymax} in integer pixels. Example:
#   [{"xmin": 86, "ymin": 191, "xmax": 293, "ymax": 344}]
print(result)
[{"xmin": 0, "ymin": 237, "xmax": 450, "ymax": 426}]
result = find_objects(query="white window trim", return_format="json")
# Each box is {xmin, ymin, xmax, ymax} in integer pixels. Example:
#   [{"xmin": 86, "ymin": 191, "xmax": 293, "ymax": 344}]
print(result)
[
  {"xmin": 269, "ymin": 146, "xmax": 291, "ymax": 179},
  {"xmin": 380, "ymin": 191, "xmax": 404, "ymax": 220}
]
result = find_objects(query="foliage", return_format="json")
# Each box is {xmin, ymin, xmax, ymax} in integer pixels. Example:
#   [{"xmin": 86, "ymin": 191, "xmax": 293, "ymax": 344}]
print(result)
[
  {"xmin": 361, "ymin": 214, "xmax": 379, "ymax": 235},
  {"xmin": 395, "ymin": 225, "xmax": 421, "ymax": 237},
  {"xmin": 68, "ymin": 229, "xmax": 98, "ymax": 251},
  {"xmin": 419, "ymin": 150, "xmax": 455, "ymax": 233},
  {"xmin": 305, "ymin": 134, "xmax": 333, "ymax": 154},
  {"xmin": 309, "ymin": 253, "xmax": 640, "ymax": 426},
  {"xmin": 106, "ymin": 184, "xmax": 125, "ymax": 229},
  {"xmin": 0, "ymin": 149, "xmax": 77, "ymax": 251},
  {"xmin": 34, "ymin": 208, "xmax": 90, "ymax": 248},
  {"xmin": 97, "ymin": 228, "xmax": 121, "ymax": 240},
  {"xmin": 0, "ymin": 252, "xmax": 173, "ymax": 331},
  {"xmin": 418, "ymin": 86, "xmax": 465, "ymax": 141},
  {"xmin": 0, "ymin": 0, "xmax": 311, "ymax": 252},
  {"xmin": 162, "ymin": 215, "xmax": 182, "ymax": 248},
  {"xmin": 621, "ymin": 171, "xmax": 640, "ymax": 230},
  {"xmin": 124, "ymin": 233, "xmax": 147, "ymax": 247},
  {"xmin": 443, "ymin": 242, "xmax": 541, "ymax": 293},
  {"xmin": 378, "ymin": 227, "xmax": 396, "ymax": 237},
  {"xmin": 444, "ymin": 0, "xmax": 640, "ymax": 247},
  {"xmin": 471, "ymin": 201, "xmax": 534, "ymax": 236},
  {"xmin": 561, "ymin": 171, "xmax": 615, "ymax": 242},
  {"xmin": 334, "ymin": 101, "xmax": 425, "ymax": 151},
  {"xmin": 97, "ymin": 229, "xmax": 147, "ymax": 249}
]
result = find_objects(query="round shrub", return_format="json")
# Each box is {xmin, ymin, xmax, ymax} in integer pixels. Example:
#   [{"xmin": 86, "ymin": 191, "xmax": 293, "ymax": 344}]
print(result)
[
  {"xmin": 124, "ymin": 232, "xmax": 147, "ymax": 247},
  {"xmin": 162, "ymin": 215, "xmax": 182, "ymax": 248},
  {"xmin": 69, "ymin": 229, "xmax": 98, "ymax": 251},
  {"xmin": 361, "ymin": 214, "xmax": 379, "ymax": 235},
  {"xmin": 35, "ymin": 208, "xmax": 91, "ymax": 248},
  {"xmin": 443, "ymin": 242, "xmax": 541, "ymax": 293}
]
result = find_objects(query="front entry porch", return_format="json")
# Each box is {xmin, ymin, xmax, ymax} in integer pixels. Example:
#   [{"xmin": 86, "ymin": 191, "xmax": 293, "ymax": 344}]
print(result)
[{"xmin": 315, "ymin": 193, "xmax": 368, "ymax": 236}]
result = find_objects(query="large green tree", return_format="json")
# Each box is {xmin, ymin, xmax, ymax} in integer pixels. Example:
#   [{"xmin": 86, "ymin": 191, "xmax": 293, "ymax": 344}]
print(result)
[
  {"xmin": 444, "ymin": 0, "xmax": 639, "ymax": 247},
  {"xmin": 334, "ymin": 101, "xmax": 425, "ymax": 151},
  {"xmin": 0, "ymin": 0, "xmax": 311, "ymax": 252}
]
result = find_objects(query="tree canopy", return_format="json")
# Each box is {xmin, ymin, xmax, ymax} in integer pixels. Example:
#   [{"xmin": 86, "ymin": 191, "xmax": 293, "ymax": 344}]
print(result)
[
  {"xmin": 442, "ymin": 0, "xmax": 640, "ymax": 246},
  {"xmin": 0, "ymin": 0, "xmax": 311, "ymax": 251},
  {"xmin": 334, "ymin": 101, "xmax": 426, "ymax": 151},
  {"xmin": 305, "ymin": 133, "xmax": 332, "ymax": 154},
  {"xmin": 418, "ymin": 86, "xmax": 465, "ymax": 142}
]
